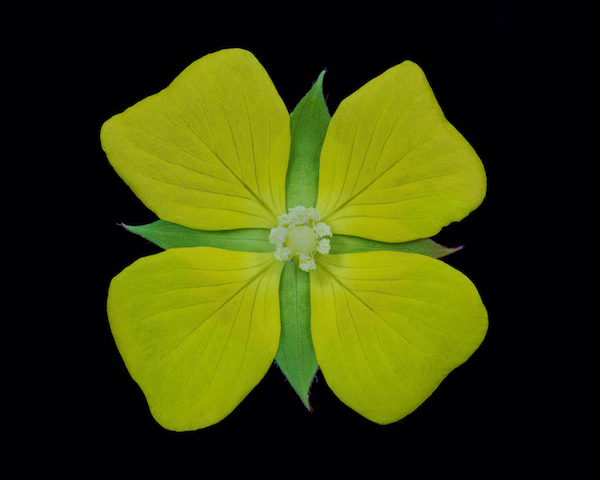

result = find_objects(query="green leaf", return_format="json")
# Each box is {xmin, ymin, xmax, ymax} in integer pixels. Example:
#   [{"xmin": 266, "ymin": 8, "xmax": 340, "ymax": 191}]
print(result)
[
  {"xmin": 273, "ymin": 72, "xmax": 329, "ymax": 408},
  {"xmin": 275, "ymin": 262, "xmax": 317, "ymax": 410},
  {"xmin": 285, "ymin": 70, "xmax": 330, "ymax": 210},
  {"xmin": 329, "ymin": 234, "xmax": 462, "ymax": 258},
  {"xmin": 123, "ymin": 220, "xmax": 273, "ymax": 252}
]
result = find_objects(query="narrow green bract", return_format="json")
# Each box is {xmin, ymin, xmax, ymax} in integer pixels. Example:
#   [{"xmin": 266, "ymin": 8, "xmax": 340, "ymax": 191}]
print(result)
[
  {"xmin": 123, "ymin": 220, "xmax": 273, "ymax": 252},
  {"xmin": 275, "ymin": 263, "xmax": 316, "ymax": 409},
  {"xmin": 285, "ymin": 71, "xmax": 330, "ymax": 209},
  {"xmin": 329, "ymin": 234, "xmax": 462, "ymax": 258},
  {"xmin": 274, "ymin": 71, "xmax": 331, "ymax": 407}
]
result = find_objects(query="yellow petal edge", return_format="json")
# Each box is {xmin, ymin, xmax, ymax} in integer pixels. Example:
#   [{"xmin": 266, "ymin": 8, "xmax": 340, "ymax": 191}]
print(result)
[
  {"xmin": 311, "ymin": 251, "xmax": 487, "ymax": 424},
  {"xmin": 101, "ymin": 49, "xmax": 289, "ymax": 231},
  {"xmin": 317, "ymin": 61, "xmax": 486, "ymax": 243},
  {"xmin": 107, "ymin": 248, "xmax": 283, "ymax": 431}
]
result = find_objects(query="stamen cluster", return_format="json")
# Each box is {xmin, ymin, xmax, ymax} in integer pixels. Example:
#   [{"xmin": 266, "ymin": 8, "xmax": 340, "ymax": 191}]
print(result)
[{"xmin": 269, "ymin": 206, "xmax": 332, "ymax": 271}]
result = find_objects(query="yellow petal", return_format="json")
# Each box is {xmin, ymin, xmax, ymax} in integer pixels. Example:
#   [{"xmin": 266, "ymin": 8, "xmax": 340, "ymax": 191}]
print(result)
[
  {"xmin": 316, "ymin": 61, "xmax": 486, "ymax": 242},
  {"xmin": 311, "ymin": 251, "xmax": 487, "ymax": 424},
  {"xmin": 101, "ymin": 49, "xmax": 289, "ymax": 230},
  {"xmin": 107, "ymin": 248, "xmax": 283, "ymax": 431}
]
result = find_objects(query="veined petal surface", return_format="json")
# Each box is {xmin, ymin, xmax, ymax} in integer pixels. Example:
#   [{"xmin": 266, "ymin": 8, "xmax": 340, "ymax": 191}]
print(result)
[
  {"xmin": 107, "ymin": 248, "xmax": 283, "ymax": 431},
  {"xmin": 101, "ymin": 49, "xmax": 289, "ymax": 230},
  {"xmin": 311, "ymin": 251, "xmax": 487, "ymax": 424},
  {"xmin": 316, "ymin": 61, "xmax": 486, "ymax": 243}
]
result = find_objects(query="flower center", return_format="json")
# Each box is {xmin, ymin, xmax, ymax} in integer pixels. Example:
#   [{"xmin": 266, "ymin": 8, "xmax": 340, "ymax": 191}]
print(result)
[
  {"xmin": 269, "ymin": 206, "xmax": 333, "ymax": 272},
  {"xmin": 287, "ymin": 226, "xmax": 317, "ymax": 254}
]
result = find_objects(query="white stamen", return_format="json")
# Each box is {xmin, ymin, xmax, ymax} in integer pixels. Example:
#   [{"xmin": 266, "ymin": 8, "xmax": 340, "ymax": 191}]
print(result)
[{"xmin": 269, "ymin": 206, "xmax": 333, "ymax": 271}]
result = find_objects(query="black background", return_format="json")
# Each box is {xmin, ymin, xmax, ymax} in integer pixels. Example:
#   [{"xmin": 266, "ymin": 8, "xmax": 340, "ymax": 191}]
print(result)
[{"xmin": 7, "ymin": 2, "xmax": 595, "ymax": 477}]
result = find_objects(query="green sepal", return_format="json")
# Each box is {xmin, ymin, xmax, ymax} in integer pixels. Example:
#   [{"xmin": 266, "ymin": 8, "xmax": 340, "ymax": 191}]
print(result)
[
  {"xmin": 275, "ymin": 263, "xmax": 318, "ymax": 410},
  {"xmin": 329, "ymin": 234, "xmax": 463, "ymax": 258},
  {"xmin": 122, "ymin": 220, "xmax": 273, "ymax": 252},
  {"xmin": 285, "ymin": 70, "xmax": 330, "ymax": 210},
  {"xmin": 274, "ymin": 72, "xmax": 330, "ymax": 408}
]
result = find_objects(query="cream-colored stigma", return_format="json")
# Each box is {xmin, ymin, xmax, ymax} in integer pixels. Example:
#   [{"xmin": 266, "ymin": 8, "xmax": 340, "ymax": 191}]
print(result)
[{"xmin": 269, "ymin": 206, "xmax": 332, "ymax": 272}]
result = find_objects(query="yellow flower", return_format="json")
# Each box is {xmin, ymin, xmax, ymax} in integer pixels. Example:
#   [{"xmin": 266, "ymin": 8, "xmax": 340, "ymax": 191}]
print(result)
[{"xmin": 102, "ymin": 48, "xmax": 487, "ymax": 431}]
